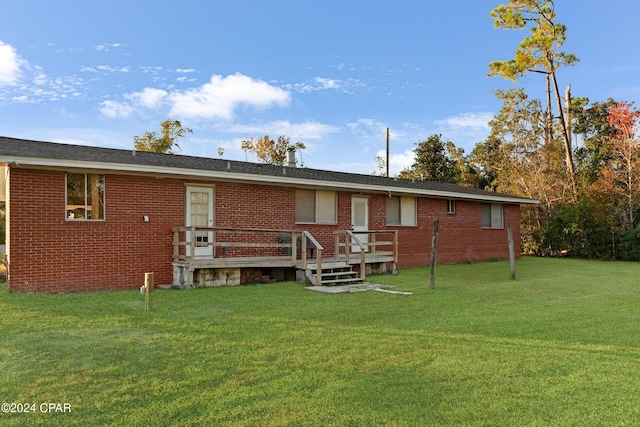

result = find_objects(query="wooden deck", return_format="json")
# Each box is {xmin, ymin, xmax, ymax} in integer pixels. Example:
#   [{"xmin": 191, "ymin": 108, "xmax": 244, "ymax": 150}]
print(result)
[{"xmin": 172, "ymin": 227, "xmax": 398, "ymax": 287}]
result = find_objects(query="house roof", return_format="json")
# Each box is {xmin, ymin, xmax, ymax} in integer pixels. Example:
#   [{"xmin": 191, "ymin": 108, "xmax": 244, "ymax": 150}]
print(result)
[{"xmin": 0, "ymin": 136, "xmax": 538, "ymax": 204}]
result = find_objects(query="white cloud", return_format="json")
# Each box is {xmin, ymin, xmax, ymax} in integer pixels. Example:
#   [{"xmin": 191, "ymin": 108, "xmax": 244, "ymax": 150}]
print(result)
[
  {"xmin": 32, "ymin": 66, "xmax": 47, "ymax": 85},
  {"xmin": 228, "ymin": 120, "xmax": 339, "ymax": 141},
  {"xmin": 99, "ymin": 100, "xmax": 134, "ymax": 118},
  {"xmin": 0, "ymin": 41, "xmax": 23, "ymax": 86},
  {"xmin": 346, "ymin": 118, "xmax": 388, "ymax": 135},
  {"xmin": 124, "ymin": 87, "xmax": 168, "ymax": 109},
  {"xmin": 95, "ymin": 43, "xmax": 122, "ymax": 51},
  {"xmin": 82, "ymin": 65, "xmax": 130, "ymax": 73},
  {"xmin": 96, "ymin": 65, "xmax": 130, "ymax": 73},
  {"xmin": 315, "ymin": 77, "xmax": 340, "ymax": 90},
  {"xmin": 433, "ymin": 112, "xmax": 494, "ymax": 152},
  {"xmin": 168, "ymin": 73, "xmax": 290, "ymax": 120},
  {"xmin": 375, "ymin": 148, "xmax": 415, "ymax": 176},
  {"xmin": 286, "ymin": 76, "xmax": 361, "ymax": 94},
  {"xmin": 434, "ymin": 112, "xmax": 493, "ymax": 130},
  {"xmin": 99, "ymin": 73, "xmax": 291, "ymax": 120}
]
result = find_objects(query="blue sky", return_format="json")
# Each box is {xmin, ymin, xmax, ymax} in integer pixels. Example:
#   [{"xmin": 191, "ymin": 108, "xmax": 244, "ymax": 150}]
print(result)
[{"xmin": 1, "ymin": 1, "xmax": 639, "ymax": 175}]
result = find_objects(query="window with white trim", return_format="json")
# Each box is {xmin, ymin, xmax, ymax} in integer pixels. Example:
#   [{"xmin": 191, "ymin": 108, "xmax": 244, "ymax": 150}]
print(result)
[
  {"xmin": 295, "ymin": 189, "xmax": 337, "ymax": 224},
  {"xmin": 386, "ymin": 196, "xmax": 417, "ymax": 226},
  {"xmin": 481, "ymin": 203, "xmax": 503, "ymax": 229},
  {"xmin": 66, "ymin": 173, "xmax": 105, "ymax": 220},
  {"xmin": 447, "ymin": 199, "xmax": 456, "ymax": 214}
]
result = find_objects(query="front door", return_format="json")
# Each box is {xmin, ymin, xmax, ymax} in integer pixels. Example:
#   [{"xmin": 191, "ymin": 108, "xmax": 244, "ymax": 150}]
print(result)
[
  {"xmin": 351, "ymin": 196, "xmax": 369, "ymax": 252},
  {"xmin": 186, "ymin": 186, "xmax": 214, "ymax": 258}
]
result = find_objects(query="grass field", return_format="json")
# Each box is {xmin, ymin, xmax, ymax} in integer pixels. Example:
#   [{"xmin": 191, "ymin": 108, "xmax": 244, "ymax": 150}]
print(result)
[{"xmin": 1, "ymin": 256, "xmax": 640, "ymax": 426}]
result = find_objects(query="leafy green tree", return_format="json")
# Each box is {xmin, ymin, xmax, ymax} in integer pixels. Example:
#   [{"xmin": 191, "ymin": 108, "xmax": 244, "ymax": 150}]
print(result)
[
  {"xmin": 241, "ymin": 135, "xmax": 306, "ymax": 166},
  {"xmin": 572, "ymin": 98, "xmax": 617, "ymax": 187},
  {"xmin": 471, "ymin": 89, "xmax": 564, "ymax": 199},
  {"xmin": 133, "ymin": 119, "xmax": 193, "ymax": 154},
  {"xmin": 400, "ymin": 134, "xmax": 460, "ymax": 183},
  {"xmin": 446, "ymin": 141, "xmax": 480, "ymax": 187},
  {"xmin": 471, "ymin": 89, "xmax": 569, "ymax": 254},
  {"xmin": 489, "ymin": 0, "xmax": 579, "ymax": 199}
]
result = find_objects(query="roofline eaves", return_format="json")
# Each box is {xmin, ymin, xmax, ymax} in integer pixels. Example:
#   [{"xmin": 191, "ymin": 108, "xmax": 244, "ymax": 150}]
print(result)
[{"xmin": 3, "ymin": 157, "xmax": 539, "ymax": 205}]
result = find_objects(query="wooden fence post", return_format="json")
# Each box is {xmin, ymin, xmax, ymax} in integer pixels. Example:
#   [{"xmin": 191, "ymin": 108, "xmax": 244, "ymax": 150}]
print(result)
[
  {"xmin": 144, "ymin": 272, "xmax": 154, "ymax": 312},
  {"xmin": 430, "ymin": 219, "xmax": 439, "ymax": 289},
  {"xmin": 507, "ymin": 223, "xmax": 515, "ymax": 280}
]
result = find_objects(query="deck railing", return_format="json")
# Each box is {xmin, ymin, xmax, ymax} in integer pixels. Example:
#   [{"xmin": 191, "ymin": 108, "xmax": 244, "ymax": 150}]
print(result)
[
  {"xmin": 334, "ymin": 230, "xmax": 398, "ymax": 278},
  {"xmin": 172, "ymin": 226, "xmax": 324, "ymax": 266},
  {"xmin": 172, "ymin": 226, "xmax": 397, "ymax": 285}
]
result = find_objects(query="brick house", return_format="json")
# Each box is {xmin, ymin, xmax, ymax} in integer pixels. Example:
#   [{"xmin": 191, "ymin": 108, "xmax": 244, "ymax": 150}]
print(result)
[{"xmin": 0, "ymin": 136, "xmax": 537, "ymax": 293}]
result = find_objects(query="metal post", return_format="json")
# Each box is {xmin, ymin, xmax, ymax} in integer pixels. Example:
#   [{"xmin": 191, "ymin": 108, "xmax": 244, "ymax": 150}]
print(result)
[{"xmin": 386, "ymin": 127, "xmax": 390, "ymax": 177}]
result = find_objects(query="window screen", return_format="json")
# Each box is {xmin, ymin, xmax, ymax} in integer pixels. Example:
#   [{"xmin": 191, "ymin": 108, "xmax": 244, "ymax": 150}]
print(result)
[
  {"xmin": 386, "ymin": 196, "xmax": 401, "ymax": 225},
  {"xmin": 386, "ymin": 196, "xmax": 416, "ymax": 226},
  {"xmin": 295, "ymin": 189, "xmax": 336, "ymax": 224},
  {"xmin": 295, "ymin": 189, "xmax": 316, "ymax": 223},
  {"xmin": 482, "ymin": 203, "xmax": 503, "ymax": 228}
]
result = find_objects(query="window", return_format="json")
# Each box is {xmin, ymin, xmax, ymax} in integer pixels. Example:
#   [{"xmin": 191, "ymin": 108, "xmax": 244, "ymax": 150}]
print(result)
[
  {"xmin": 295, "ymin": 189, "xmax": 336, "ymax": 224},
  {"xmin": 481, "ymin": 203, "xmax": 503, "ymax": 229},
  {"xmin": 66, "ymin": 173, "xmax": 105, "ymax": 220},
  {"xmin": 386, "ymin": 196, "xmax": 417, "ymax": 226},
  {"xmin": 447, "ymin": 199, "xmax": 456, "ymax": 214}
]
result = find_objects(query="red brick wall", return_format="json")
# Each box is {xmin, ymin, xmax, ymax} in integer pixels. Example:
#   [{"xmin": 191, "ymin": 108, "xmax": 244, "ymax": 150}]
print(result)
[
  {"xmin": 7, "ymin": 167, "xmax": 522, "ymax": 292},
  {"xmin": 8, "ymin": 168, "xmax": 184, "ymax": 293},
  {"xmin": 386, "ymin": 197, "xmax": 521, "ymax": 267}
]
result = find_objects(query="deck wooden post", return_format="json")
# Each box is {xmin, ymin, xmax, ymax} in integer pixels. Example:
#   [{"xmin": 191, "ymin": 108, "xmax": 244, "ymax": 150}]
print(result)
[
  {"xmin": 316, "ymin": 250, "xmax": 323, "ymax": 285},
  {"xmin": 392, "ymin": 231, "xmax": 398, "ymax": 274},
  {"xmin": 507, "ymin": 223, "xmax": 516, "ymax": 280},
  {"xmin": 430, "ymin": 219, "xmax": 439, "ymax": 289},
  {"xmin": 291, "ymin": 231, "xmax": 298, "ymax": 263},
  {"xmin": 345, "ymin": 234, "xmax": 352, "ymax": 265},
  {"xmin": 144, "ymin": 272, "xmax": 154, "ymax": 312},
  {"xmin": 301, "ymin": 232, "xmax": 307, "ymax": 267},
  {"xmin": 189, "ymin": 226, "xmax": 196, "ymax": 261},
  {"xmin": 173, "ymin": 229, "xmax": 179, "ymax": 261}
]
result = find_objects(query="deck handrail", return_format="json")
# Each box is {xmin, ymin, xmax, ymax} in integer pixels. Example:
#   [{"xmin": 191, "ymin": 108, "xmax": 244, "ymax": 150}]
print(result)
[
  {"xmin": 346, "ymin": 231, "xmax": 366, "ymax": 280},
  {"xmin": 172, "ymin": 226, "xmax": 323, "ymax": 267},
  {"xmin": 333, "ymin": 230, "xmax": 399, "ymax": 279},
  {"xmin": 301, "ymin": 231, "xmax": 324, "ymax": 275}
]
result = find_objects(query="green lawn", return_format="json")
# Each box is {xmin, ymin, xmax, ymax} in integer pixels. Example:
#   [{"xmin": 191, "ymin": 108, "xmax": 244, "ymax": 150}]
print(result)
[{"xmin": 1, "ymin": 257, "xmax": 640, "ymax": 426}]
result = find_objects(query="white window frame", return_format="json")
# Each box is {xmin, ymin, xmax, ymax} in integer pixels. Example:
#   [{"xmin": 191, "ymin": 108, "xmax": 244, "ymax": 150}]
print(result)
[
  {"xmin": 447, "ymin": 199, "xmax": 456, "ymax": 214},
  {"xmin": 386, "ymin": 196, "xmax": 417, "ymax": 226}
]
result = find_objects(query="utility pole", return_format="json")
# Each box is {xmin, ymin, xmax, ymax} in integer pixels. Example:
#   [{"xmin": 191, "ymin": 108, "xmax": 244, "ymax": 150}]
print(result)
[{"xmin": 386, "ymin": 127, "xmax": 390, "ymax": 177}]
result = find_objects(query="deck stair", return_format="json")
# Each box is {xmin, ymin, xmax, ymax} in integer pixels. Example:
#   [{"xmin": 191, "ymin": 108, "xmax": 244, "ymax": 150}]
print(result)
[{"xmin": 305, "ymin": 260, "xmax": 363, "ymax": 286}]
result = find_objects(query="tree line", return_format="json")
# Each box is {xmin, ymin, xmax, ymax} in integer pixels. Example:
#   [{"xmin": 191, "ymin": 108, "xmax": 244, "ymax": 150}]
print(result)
[{"xmin": 401, "ymin": 1, "xmax": 640, "ymax": 260}]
